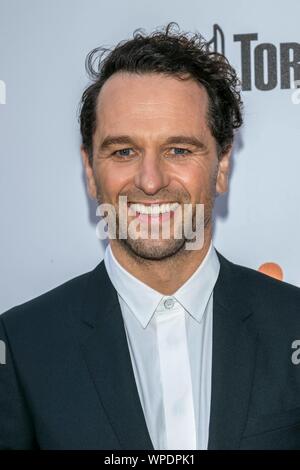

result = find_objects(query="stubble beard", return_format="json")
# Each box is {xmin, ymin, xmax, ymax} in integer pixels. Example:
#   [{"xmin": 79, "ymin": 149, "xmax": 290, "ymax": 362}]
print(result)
[{"xmin": 96, "ymin": 183, "xmax": 216, "ymax": 262}]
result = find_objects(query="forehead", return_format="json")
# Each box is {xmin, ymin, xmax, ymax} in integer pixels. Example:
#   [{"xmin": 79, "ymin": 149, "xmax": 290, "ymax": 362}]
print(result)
[{"xmin": 95, "ymin": 72, "xmax": 210, "ymax": 137}]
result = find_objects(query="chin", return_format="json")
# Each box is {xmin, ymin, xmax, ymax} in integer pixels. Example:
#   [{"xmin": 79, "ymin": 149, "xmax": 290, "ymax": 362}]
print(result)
[{"xmin": 121, "ymin": 237, "xmax": 186, "ymax": 261}]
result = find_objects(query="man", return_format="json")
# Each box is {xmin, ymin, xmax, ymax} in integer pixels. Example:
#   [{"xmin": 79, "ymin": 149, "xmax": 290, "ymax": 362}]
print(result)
[{"xmin": 1, "ymin": 23, "xmax": 300, "ymax": 450}]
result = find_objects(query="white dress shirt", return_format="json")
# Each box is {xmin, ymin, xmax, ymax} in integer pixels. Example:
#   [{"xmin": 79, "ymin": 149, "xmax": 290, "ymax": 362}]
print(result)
[{"xmin": 104, "ymin": 241, "xmax": 220, "ymax": 450}]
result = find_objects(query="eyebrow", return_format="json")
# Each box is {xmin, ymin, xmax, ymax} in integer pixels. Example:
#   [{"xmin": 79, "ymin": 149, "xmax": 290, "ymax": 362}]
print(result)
[{"xmin": 98, "ymin": 134, "xmax": 207, "ymax": 152}]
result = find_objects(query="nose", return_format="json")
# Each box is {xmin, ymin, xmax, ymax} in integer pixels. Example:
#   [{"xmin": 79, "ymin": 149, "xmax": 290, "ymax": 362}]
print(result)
[{"xmin": 134, "ymin": 151, "xmax": 170, "ymax": 195}]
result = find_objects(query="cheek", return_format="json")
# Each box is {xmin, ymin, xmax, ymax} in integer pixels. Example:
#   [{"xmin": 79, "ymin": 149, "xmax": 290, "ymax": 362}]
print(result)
[
  {"xmin": 175, "ymin": 164, "xmax": 212, "ymax": 202},
  {"xmin": 95, "ymin": 164, "xmax": 131, "ymax": 202}
]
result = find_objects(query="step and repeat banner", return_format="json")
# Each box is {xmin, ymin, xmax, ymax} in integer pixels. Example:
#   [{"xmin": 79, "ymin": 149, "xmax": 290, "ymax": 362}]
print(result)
[{"xmin": 0, "ymin": 0, "xmax": 299, "ymax": 311}]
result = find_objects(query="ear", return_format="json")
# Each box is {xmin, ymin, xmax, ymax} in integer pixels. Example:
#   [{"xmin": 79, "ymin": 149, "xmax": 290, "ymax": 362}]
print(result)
[
  {"xmin": 81, "ymin": 146, "xmax": 97, "ymax": 199},
  {"xmin": 215, "ymin": 145, "xmax": 232, "ymax": 195}
]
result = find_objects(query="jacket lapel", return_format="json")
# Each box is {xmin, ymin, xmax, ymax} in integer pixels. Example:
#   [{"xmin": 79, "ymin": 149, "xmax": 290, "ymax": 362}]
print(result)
[
  {"xmin": 78, "ymin": 250, "xmax": 258, "ymax": 450},
  {"xmin": 208, "ymin": 252, "xmax": 258, "ymax": 449},
  {"xmin": 78, "ymin": 261, "xmax": 154, "ymax": 450}
]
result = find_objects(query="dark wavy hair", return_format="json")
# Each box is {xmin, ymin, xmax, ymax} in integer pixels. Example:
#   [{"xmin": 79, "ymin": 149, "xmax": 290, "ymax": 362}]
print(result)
[{"xmin": 79, "ymin": 22, "xmax": 243, "ymax": 162}]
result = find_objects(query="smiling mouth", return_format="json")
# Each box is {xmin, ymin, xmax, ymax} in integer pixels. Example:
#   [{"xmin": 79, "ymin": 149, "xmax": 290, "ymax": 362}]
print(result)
[
  {"xmin": 125, "ymin": 202, "xmax": 181, "ymax": 226},
  {"xmin": 127, "ymin": 202, "xmax": 180, "ymax": 217}
]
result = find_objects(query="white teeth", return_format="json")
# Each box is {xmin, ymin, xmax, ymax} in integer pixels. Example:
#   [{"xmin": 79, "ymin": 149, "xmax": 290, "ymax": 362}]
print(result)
[{"xmin": 129, "ymin": 202, "xmax": 180, "ymax": 215}]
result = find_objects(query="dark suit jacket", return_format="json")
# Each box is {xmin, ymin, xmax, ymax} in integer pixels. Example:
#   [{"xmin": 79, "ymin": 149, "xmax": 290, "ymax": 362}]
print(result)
[{"xmin": 1, "ymin": 251, "xmax": 300, "ymax": 450}]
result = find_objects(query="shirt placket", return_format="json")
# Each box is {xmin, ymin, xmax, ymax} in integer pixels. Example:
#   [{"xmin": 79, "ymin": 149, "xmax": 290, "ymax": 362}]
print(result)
[{"xmin": 155, "ymin": 297, "xmax": 197, "ymax": 450}]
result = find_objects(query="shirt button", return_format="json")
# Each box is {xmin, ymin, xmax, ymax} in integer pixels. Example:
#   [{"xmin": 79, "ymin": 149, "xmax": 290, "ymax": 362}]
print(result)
[{"xmin": 164, "ymin": 297, "xmax": 175, "ymax": 309}]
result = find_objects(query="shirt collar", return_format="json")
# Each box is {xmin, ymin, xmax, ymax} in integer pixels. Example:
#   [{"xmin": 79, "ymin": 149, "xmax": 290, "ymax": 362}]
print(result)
[
  {"xmin": 174, "ymin": 242, "xmax": 220, "ymax": 322},
  {"xmin": 104, "ymin": 241, "xmax": 220, "ymax": 328}
]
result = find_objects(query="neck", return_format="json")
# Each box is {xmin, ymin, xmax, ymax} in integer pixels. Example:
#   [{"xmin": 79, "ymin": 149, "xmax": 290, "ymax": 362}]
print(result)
[{"xmin": 109, "ymin": 229, "xmax": 212, "ymax": 295}]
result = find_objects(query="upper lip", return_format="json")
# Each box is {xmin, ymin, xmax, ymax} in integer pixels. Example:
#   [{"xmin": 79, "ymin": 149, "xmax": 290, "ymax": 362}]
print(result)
[{"xmin": 128, "ymin": 201, "xmax": 178, "ymax": 205}]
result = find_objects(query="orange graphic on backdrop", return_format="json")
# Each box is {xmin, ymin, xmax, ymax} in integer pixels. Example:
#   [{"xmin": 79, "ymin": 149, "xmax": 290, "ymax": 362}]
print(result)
[{"xmin": 258, "ymin": 262, "xmax": 283, "ymax": 281}]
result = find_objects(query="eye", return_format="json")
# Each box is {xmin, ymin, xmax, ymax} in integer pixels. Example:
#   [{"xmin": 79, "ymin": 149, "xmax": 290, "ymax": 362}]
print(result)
[
  {"xmin": 112, "ymin": 148, "xmax": 134, "ymax": 158},
  {"xmin": 169, "ymin": 147, "xmax": 191, "ymax": 156}
]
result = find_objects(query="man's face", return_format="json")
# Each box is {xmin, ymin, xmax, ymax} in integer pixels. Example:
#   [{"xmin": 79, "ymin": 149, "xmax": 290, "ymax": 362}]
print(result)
[{"xmin": 82, "ymin": 72, "xmax": 231, "ymax": 260}]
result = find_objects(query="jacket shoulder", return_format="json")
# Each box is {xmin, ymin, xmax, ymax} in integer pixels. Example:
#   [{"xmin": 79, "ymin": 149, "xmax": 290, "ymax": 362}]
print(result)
[
  {"xmin": 0, "ymin": 262, "xmax": 104, "ymax": 330},
  {"xmin": 217, "ymin": 251, "xmax": 300, "ymax": 325},
  {"xmin": 218, "ymin": 250, "xmax": 300, "ymax": 295}
]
